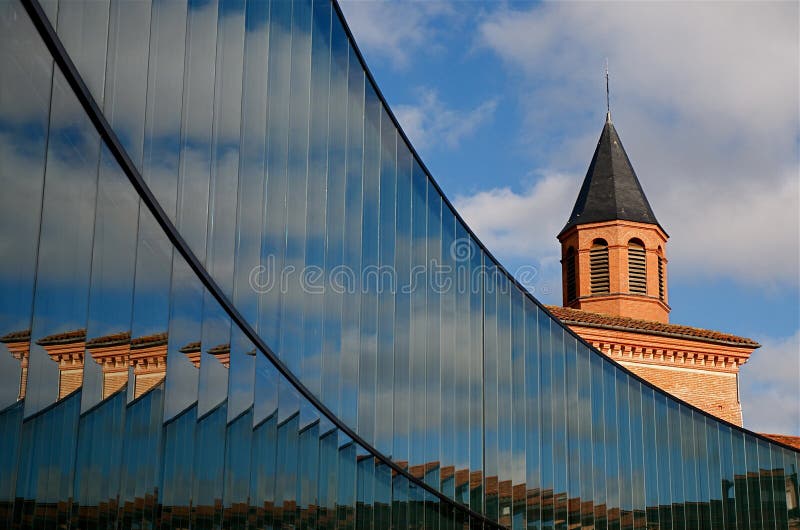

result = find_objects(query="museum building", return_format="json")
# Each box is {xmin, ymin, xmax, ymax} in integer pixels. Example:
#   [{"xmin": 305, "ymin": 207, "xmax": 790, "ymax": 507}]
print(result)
[{"xmin": 0, "ymin": 0, "xmax": 797, "ymax": 529}]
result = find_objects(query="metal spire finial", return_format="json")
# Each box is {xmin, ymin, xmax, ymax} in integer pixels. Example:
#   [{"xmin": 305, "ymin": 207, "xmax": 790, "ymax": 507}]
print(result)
[{"xmin": 605, "ymin": 58, "xmax": 611, "ymax": 123}]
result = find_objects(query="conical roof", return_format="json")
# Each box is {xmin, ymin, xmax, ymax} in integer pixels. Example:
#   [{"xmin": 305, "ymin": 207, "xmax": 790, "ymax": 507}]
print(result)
[{"xmin": 559, "ymin": 116, "xmax": 661, "ymax": 236}]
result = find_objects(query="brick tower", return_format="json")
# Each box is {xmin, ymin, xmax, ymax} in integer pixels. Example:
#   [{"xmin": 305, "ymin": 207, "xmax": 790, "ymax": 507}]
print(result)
[
  {"xmin": 551, "ymin": 112, "xmax": 761, "ymax": 426},
  {"xmin": 558, "ymin": 112, "xmax": 670, "ymax": 323}
]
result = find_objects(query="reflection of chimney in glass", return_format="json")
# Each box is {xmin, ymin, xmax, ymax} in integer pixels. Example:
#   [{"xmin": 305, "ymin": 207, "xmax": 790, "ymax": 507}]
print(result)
[
  {"xmin": 179, "ymin": 341, "xmax": 202, "ymax": 368},
  {"xmin": 37, "ymin": 329, "xmax": 87, "ymax": 399},
  {"xmin": 128, "ymin": 332, "xmax": 168, "ymax": 399},
  {"xmin": 1, "ymin": 329, "xmax": 31, "ymax": 400},
  {"xmin": 206, "ymin": 343, "xmax": 231, "ymax": 368},
  {"xmin": 86, "ymin": 331, "xmax": 131, "ymax": 398}
]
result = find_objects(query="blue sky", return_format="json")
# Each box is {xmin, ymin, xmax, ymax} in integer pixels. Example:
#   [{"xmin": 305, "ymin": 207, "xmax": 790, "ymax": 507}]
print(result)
[{"xmin": 340, "ymin": 0, "xmax": 800, "ymax": 436}]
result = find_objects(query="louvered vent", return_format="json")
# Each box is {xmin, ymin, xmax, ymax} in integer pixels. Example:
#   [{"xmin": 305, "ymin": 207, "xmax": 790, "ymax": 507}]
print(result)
[
  {"xmin": 565, "ymin": 248, "xmax": 577, "ymax": 302},
  {"xmin": 589, "ymin": 242, "xmax": 609, "ymax": 294},
  {"xmin": 628, "ymin": 241, "xmax": 647, "ymax": 295},
  {"xmin": 658, "ymin": 256, "xmax": 665, "ymax": 300}
]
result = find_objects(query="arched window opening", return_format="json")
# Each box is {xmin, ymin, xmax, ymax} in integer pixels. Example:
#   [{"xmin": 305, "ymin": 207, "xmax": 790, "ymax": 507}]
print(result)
[
  {"xmin": 628, "ymin": 239, "xmax": 647, "ymax": 295},
  {"xmin": 657, "ymin": 247, "xmax": 665, "ymax": 301},
  {"xmin": 565, "ymin": 247, "xmax": 577, "ymax": 302},
  {"xmin": 590, "ymin": 239, "xmax": 609, "ymax": 294}
]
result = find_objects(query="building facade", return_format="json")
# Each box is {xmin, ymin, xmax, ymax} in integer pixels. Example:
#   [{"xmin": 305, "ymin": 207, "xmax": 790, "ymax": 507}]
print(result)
[
  {"xmin": 552, "ymin": 114, "xmax": 761, "ymax": 427},
  {"xmin": 0, "ymin": 1, "xmax": 797, "ymax": 530}
]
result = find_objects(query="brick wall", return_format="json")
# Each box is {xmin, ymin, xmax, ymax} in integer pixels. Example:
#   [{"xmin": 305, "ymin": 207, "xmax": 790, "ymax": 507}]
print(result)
[
  {"xmin": 59, "ymin": 367, "xmax": 83, "ymax": 399},
  {"xmin": 103, "ymin": 370, "xmax": 128, "ymax": 398},
  {"xmin": 619, "ymin": 362, "xmax": 741, "ymax": 425},
  {"xmin": 565, "ymin": 323, "xmax": 754, "ymax": 426}
]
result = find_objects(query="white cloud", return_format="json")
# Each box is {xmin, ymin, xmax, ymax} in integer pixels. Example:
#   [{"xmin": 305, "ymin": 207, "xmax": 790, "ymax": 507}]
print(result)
[
  {"xmin": 394, "ymin": 88, "xmax": 497, "ymax": 151},
  {"xmin": 473, "ymin": 1, "xmax": 799, "ymax": 288},
  {"xmin": 740, "ymin": 331, "xmax": 800, "ymax": 436},
  {"xmin": 454, "ymin": 172, "xmax": 575, "ymax": 263},
  {"xmin": 337, "ymin": 1, "xmax": 457, "ymax": 69}
]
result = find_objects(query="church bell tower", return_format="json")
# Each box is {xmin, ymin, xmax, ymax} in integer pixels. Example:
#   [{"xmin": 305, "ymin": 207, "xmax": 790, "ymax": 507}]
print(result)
[{"xmin": 558, "ymin": 112, "xmax": 670, "ymax": 323}]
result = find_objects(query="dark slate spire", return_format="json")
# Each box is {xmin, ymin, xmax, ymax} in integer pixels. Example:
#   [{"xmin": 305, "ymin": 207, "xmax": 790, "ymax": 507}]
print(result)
[{"xmin": 559, "ymin": 117, "xmax": 661, "ymax": 236}]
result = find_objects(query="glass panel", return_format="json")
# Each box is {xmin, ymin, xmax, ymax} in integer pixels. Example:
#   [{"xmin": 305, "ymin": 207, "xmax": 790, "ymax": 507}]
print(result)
[
  {"xmin": 260, "ymin": 0, "xmax": 290, "ymax": 351},
  {"xmin": 357, "ymin": 80, "xmax": 380, "ymax": 446},
  {"xmin": 706, "ymin": 416, "xmax": 723, "ymax": 530},
  {"xmin": 302, "ymin": 0, "xmax": 331, "ymax": 407},
  {"xmin": 718, "ymin": 424, "xmax": 736, "ymax": 530},
  {"xmin": 280, "ymin": 0, "xmax": 312, "ymax": 425},
  {"xmin": 781, "ymin": 448, "xmax": 797, "ymax": 530},
  {"xmin": 551, "ymin": 327, "xmax": 568, "ymax": 530},
  {"xmin": 409, "ymin": 160, "xmax": 427, "ymax": 482},
  {"xmin": 392, "ymin": 142, "xmax": 412, "ymax": 470},
  {"xmin": 469, "ymin": 246, "xmax": 484, "ymax": 515},
  {"xmin": 0, "ymin": 12, "xmax": 48, "ymax": 522},
  {"xmin": 440, "ymin": 207, "xmax": 456, "ymax": 505},
  {"xmin": 375, "ymin": 107, "xmax": 397, "ymax": 456},
  {"xmin": 0, "ymin": 0, "xmax": 52, "ymax": 414},
  {"xmin": 566, "ymin": 335, "xmax": 580, "ymax": 530},
  {"xmin": 628, "ymin": 380, "xmax": 645, "ymax": 529},
  {"xmin": 641, "ymin": 385, "xmax": 659, "ymax": 530},
  {"xmin": 322, "ymin": 1, "xmax": 347, "ymax": 421},
  {"xmin": 731, "ymin": 429, "xmax": 748, "ymax": 530},
  {"xmin": 497, "ymin": 275, "xmax": 512, "ymax": 527},
  {"xmin": 603, "ymin": 358, "xmax": 620, "ymax": 530},
  {"xmin": 425, "ymin": 181, "xmax": 442, "ymax": 498},
  {"xmin": 337, "ymin": 440, "xmax": 357, "ymax": 530},
  {"xmin": 615, "ymin": 370, "xmax": 632, "ymax": 530},
  {"xmin": 357, "ymin": 451, "xmax": 374, "ymax": 530},
  {"xmin": 299, "ymin": 419, "xmax": 320, "ymax": 528},
  {"xmin": 392, "ymin": 473, "xmax": 409, "ymax": 530},
  {"xmin": 511, "ymin": 291, "xmax": 526, "ymax": 530},
  {"xmin": 744, "ymin": 434, "xmax": 761, "ymax": 530},
  {"xmin": 318, "ymin": 429, "xmax": 339, "ymax": 530},
  {"xmin": 483, "ymin": 263, "xmax": 499, "ymax": 522},
  {"xmin": 668, "ymin": 402, "xmax": 685, "ymax": 530},
  {"xmin": 756, "ymin": 438, "xmax": 773, "ymax": 530},
  {"xmin": 681, "ymin": 406, "xmax": 699, "ymax": 530},
  {"xmin": 375, "ymin": 461, "xmax": 392, "ymax": 530},
  {"xmin": 525, "ymin": 302, "xmax": 541, "ymax": 530},
  {"xmin": 275, "ymin": 401, "xmax": 300, "ymax": 528},
  {"xmin": 693, "ymin": 411, "xmax": 711, "ymax": 530},
  {"xmin": 576, "ymin": 345, "xmax": 594, "ymax": 530},
  {"xmin": 5, "ymin": 2, "xmax": 800, "ymax": 530},
  {"xmin": 590, "ymin": 353, "xmax": 607, "ymax": 530},
  {"xmin": 339, "ymin": 43, "xmax": 364, "ymax": 431},
  {"xmin": 540, "ymin": 313, "xmax": 554, "ymax": 529},
  {"xmin": 453, "ymin": 222, "xmax": 470, "ymax": 507}
]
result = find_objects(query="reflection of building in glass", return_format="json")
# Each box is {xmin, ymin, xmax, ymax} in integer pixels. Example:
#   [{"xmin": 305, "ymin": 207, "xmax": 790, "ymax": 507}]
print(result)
[{"xmin": 0, "ymin": 0, "xmax": 797, "ymax": 528}]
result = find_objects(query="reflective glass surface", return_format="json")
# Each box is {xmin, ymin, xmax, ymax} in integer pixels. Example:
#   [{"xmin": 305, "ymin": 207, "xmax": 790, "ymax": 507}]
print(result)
[{"xmin": 0, "ymin": 0, "xmax": 798, "ymax": 529}]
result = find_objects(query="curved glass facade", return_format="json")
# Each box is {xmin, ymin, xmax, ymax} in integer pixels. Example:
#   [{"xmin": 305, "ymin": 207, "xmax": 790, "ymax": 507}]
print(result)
[{"xmin": 0, "ymin": 0, "xmax": 798, "ymax": 529}]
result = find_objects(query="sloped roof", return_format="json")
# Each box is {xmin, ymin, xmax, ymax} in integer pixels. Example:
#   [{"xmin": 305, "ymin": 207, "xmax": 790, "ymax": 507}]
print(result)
[
  {"xmin": 546, "ymin": 306, "xmax": 760, "ymax": 348},
  {"xmin": 0, "ymin": 329, "xmax": 31, "ymax": 343},
  {"xmin": 36, "ymin": 329, "xmax": 87, "ymax": 346},
  {"xmin": 760, "ymin": 433, "xmax": 800, "ymax": 451},
  {"xmin": 560, "ymin": 117, "xmax": 662, "ymax": 236}
]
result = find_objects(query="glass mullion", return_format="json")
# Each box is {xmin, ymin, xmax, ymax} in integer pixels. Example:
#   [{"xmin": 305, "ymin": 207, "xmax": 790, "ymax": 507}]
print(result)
[
  {"xmin": 375, "ymin": 107, "xmax": 397, "ymax": 456},
  {"xmin": 440, "ymin": 209, "xmax": 457, "ymax": 504},
  {"xmin": 525, "ymin": 302, "xmax": 541, "ymax": 530},
  {"xmin": 510, "ymin": 290, "xmax": 526, "ymax": 530}
]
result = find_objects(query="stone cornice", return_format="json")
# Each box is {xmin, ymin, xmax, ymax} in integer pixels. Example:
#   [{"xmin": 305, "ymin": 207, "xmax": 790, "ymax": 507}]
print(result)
[{"xmin": 568, "ymin": 324, "xmax": 754, "ymax": 373}]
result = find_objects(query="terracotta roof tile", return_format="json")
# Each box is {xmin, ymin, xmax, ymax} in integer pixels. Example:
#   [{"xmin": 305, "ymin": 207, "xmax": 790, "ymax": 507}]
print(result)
[
  {"xmin": 0, "ymin": 329, "xmax": 31, "ymax": 343},
  {"xmin": 760, "ymin": 433, "xmax": 800, "ymax": 451},
  {"xmin": 207, "ymin": 343, "xmax": 230, "ymax": 356},
  {"xmin": 130, "ymin": 332, "xmax": 168, "ymax": 349},
  {"xmin": 546, "ymin": 306, "xmax": 759, "ymax": 348},
  {"xmin": 36, "ymin": 329, "xmax": 87, "ymax": 346},
  {"xmin": 86, "ymin": 331, "xmax": 131, "ymax": 348},
  {"xmin": 179, "ymin": 341, "xmax": 201, "ymax": 354}
]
